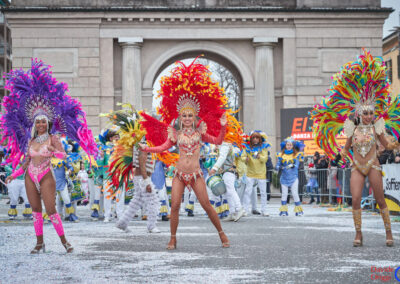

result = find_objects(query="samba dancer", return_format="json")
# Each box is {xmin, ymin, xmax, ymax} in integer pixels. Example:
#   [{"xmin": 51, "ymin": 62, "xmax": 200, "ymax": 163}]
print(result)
[
  {"xmin": 2, "ymin": 59, "xmax": 97, "ymax": 253},
  {"xmin": 311, "ymin": 50, "xmax": 400, "ymax": 247}
]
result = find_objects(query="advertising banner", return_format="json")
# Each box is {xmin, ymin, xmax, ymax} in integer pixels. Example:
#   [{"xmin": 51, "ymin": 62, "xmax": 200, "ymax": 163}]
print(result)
[{"xmin": 382, "ymin": 164, "xmax": 400, "ymax": 213}]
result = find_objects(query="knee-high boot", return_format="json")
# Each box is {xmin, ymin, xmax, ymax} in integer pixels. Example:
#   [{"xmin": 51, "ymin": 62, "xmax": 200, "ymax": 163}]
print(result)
[
  {"xmin": 352, "ymin": 209, "xmax": 362, "ymax": 247},
  {"xmin": 380, "ymin": 208, "xmax": 393, "ymax": 247}
]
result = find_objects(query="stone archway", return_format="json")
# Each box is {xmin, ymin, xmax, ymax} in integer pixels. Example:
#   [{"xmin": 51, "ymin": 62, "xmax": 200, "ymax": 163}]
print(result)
[{"xmin": 142, "ymin": 41, "xmax": 254, "ymax": 121}]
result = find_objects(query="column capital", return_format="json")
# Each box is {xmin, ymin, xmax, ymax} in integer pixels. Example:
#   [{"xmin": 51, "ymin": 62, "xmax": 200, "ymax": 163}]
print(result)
[
  {"xmin": 118, "ymin": 37, "xmax": 143, "ymax": 48},
  {"xmin": 253, "ymin": 37, "xmax": 278, "ymax": 48}
]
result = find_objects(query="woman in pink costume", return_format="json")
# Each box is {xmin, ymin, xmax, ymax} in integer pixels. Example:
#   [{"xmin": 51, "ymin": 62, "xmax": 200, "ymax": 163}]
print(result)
[{"xmin": 2, "ymin": 59, "xmax": 97, "ymax": 253}]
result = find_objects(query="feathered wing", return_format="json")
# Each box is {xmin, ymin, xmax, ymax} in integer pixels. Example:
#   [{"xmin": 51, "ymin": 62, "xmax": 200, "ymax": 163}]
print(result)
[
  {"xmin": 310, "ymin": 49, "xmax": 390, "ymax": 161},
  {"xmin": 0, "ymin": 59, "xmax": 98, "ymax": 169},
  {"xmin": 381, "ymin": 94, "xmax": 400, "ymax": 140},
  {"xmin": 102, "ymin": 104, "xmax": 146, "ymax": 191},
  {"xmin": 309, "ymin": 96, "xmax": 347, "ymax": 159},
  {"xmin": 140, "ymin": 111, "xmax": 179, "ymax": 166},
  {"xmin": 224, "ymin": 111, "xmax": 244, "ymax": 149}
]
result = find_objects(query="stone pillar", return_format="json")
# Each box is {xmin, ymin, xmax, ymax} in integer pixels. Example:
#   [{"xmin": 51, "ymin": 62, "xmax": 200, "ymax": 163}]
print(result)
[
  {"xmin": 118, "ymin": 37, "xmax": 143, "ymax": 109},
  {"xmin": 253, "ymin": 37, "xmax": 278, "ymax": 148}
]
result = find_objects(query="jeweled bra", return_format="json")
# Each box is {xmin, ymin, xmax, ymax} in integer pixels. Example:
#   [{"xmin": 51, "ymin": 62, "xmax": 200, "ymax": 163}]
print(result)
[
  {"xmin": 177, "ymin": 128, "xmax": 201, "ymax": 156},
  {"xmin": 352, "ymin": 124, "xmax": 375, "ymax": 158}
]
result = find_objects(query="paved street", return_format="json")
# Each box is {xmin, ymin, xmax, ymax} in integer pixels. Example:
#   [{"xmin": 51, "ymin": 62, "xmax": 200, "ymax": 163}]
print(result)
[{"xmin": 0, "ymin": 198, "xmax": 399, "ymax": 284}]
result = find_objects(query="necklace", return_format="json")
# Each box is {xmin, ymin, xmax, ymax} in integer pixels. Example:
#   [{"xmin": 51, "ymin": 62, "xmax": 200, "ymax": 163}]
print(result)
[{"xmin": 35, "ymin": 133, "xmax": 49, "ymax": 144}]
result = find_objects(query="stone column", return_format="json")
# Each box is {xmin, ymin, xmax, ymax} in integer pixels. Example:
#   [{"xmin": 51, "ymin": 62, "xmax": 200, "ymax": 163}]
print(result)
[
  {"xmin": 253, "ymin": 37, "xmax": 278, "ymax": 148},
  {"xmin": 118, "ymin": 37, "xmax": 143, "ymax": 109}
]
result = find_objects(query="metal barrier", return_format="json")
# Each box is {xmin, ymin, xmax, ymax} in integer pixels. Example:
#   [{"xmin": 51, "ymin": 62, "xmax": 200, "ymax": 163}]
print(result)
[
  {"xmin": 297, "ymin": 167, "xmax": 354, "ymax": 205},
  {"xmin": 269, "ymin": 167, "xmax": 376, "ymax": 208}
]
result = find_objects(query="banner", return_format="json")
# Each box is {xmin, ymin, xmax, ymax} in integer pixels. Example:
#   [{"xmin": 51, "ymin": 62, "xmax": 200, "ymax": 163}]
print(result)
[
  {"xmin": 280, "ymin": 108, "xmax": 346, "ymax": 156},
  {"xmin": 382, "ymin": 164, "xmax": 400, "ymax": 213}
]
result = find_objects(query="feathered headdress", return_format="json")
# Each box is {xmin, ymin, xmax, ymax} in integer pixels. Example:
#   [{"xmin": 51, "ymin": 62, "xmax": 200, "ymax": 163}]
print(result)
[
  {"xmin": 141, "ymin": 57, "xmax": 244, "ymax": 158},
  {"xmin": 310, "ymin": 49, "xmax": 400, "ymax": 159},
  {"xmin": 0, "ymin": 59, "xmax": 98, "ymax": 168},
  {"xmin": 157, "ymin": 57, "xmax": 227, "ymax": 132}
]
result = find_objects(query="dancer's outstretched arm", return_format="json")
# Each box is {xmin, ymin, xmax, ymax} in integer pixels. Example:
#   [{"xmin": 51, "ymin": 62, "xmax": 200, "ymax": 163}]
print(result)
[{"xmin": 141, "ymin": 137, "xmax": 175, "ymax": 153}]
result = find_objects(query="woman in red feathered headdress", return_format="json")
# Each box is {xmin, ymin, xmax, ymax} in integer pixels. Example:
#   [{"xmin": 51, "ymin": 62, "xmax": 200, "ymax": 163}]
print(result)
[{"xmin": 140, "ymin": 58, "xmax": 230, "ymax": 250}]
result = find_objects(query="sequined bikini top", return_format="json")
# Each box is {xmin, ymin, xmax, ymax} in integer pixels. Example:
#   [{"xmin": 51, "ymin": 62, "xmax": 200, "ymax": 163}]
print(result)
[
  {"xmin": 352, "ymin": 124, "xmax": 376, "ymax": 158},
  {"xmin": 177, "ymin": 128, "xmax": 201, "ymax": 156}
]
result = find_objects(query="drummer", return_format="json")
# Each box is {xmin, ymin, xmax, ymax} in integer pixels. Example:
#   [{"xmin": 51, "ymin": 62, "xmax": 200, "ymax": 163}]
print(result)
[{"xmin": 209, "ymin": 142, "xmax": 244, "ymax": 222}]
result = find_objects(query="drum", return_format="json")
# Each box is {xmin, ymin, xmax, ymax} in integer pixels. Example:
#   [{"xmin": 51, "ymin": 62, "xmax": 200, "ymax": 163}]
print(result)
[{"xmin": 206, "ymin": 175, "xmax": 226, "ymax": 196}]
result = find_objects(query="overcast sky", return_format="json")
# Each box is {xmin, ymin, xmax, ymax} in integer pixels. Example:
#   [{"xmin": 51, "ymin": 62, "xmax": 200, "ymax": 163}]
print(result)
[{"xmin": 382, "ymin": 0, "xmax": 400, "ymax": 38}]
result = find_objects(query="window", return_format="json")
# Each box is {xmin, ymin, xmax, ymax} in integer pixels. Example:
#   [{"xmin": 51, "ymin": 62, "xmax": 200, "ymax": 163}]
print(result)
[{"xmin": 386, "ymin": 59, "xmax": 392, "ymax": 83}]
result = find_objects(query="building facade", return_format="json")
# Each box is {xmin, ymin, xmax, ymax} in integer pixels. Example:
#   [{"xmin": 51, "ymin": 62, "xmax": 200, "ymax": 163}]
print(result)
[
  {"xmin": 383, "ymin": 30, "xmax": 400, "ymax": 96},
  {"xmin": 2, "ymin": 0, "xmax": 391, "ymax": 149}
]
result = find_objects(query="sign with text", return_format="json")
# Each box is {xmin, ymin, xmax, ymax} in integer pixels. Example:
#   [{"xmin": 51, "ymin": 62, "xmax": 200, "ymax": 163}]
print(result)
[
  {"xmin": 382, "ymin": 164, "xmax": 400, "ymax": 213},
  {"xmin": 280, "ymin": 108, "xmax": 346, "ymax": 156}
]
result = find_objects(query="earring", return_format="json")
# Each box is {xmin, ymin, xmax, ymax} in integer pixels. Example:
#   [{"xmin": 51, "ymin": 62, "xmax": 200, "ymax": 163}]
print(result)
[
  {"xmin": 180, "ymin": 120, "xmax": 183, "ymax": 130},
  {"xmin": 192, "ymin": 121, "xmax": 195, "ymax": 129}
]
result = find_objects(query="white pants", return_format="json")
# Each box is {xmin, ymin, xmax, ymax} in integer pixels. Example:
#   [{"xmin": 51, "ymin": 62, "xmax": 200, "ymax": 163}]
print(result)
[
  {"xmin": 251, "ymin": 186, "xmax": 258, "ymax": 210},
  {"xmin": 118, "ymin": 176, "xmax": 159, "ymax": 230},
  {"xmin": 222, "ymin": 172, "xmax": 242, "ymax": 213},
  {"xmin": 158, "ymin": 185, "xmax": 170, "ymax": 214},
  {"xmin": 104, "ymin": 181, "xmax": 125, "ymax": 219},
  {"xmin": 56, "ymin": 185, "xmax": 72, "ymax": 215},
  {"xmin": 183, "ymin": 187, "xmax": 196, "ymax": 206},
  {"xmin": 88, "ymin": 178, "xmax": 99, "ymax": 205},
  {"xmin": 281, "ymin": 179, "xmax": 300, "ymax": 203},
  {"xmin": 81, "ymin": 182, "xmax": 89, "ymax": 199},
  {"xmin": 89, "ymin": 179, "xmax": 104, "ymax": 217},
  {"xmin": 8, "ymin": 179, "xmax": 29, "ymax": 206},
  {"xmin": 243, "ymin": 177, "xmax": 267, "ymax": 214}
]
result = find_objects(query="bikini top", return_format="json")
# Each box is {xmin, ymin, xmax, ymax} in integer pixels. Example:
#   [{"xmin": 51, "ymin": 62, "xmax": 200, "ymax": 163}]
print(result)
[
  {"xmin": 29, "ymin": 140, "xmax": 52, "ymax": 158},
  {"xmin": 176, "ymin": 128, "xmax": 201, "ymax": 155},
  {"xmin": 352, "ymin": 124, "xmax": 376, "ymax": 158}
]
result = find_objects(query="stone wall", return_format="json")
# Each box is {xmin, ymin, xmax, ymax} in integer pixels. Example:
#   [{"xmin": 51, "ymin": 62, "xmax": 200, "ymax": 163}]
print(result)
[
  {"xmin": 287, "ymin": 17, "xmax": 384, "ymax": 108},
  {"xmin": 4, "ymin": 3, "xmax": 390, "ymax": 140},
  {"xmin": 10, "ymin": 17, "xmax": 103, "ymax": 134},
  {"xmin": 11, "ymin": 0, "xmax": 379, "ymax": 9}
]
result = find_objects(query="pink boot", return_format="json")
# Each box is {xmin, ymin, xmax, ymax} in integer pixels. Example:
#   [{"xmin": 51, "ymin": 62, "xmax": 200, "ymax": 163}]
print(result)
[
  {"xmin": 32, "ymin": 211, "xmax": 43, "ymax": 236},
  {"xmin": 49, "ymin": 213, "xmax": 65, "ymax": 236}
]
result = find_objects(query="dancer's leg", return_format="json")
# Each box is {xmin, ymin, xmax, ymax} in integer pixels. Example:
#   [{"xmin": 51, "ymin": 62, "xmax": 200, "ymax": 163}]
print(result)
[
  {"xmin": 350, "ymin": 169, "xmax": 365, "ymax": 244},
  {"xmin": 368, "ymin": 168, "xmax": 393, "ymax": 243},
  {"xmin": 25, "ymin": 174, "xmax": 44, "ymax": 249},
  {"xmin": 143, "ymin": 183, "xmax": 160, "ymax": 231},
  {"xmin": 168, "ymin": 177, "xmax": 185, "ymax": 249},
  {"xmin": 117, "ymin": 179, "xmax": 142, "ymax": 229},
  {"xmin": 191, "ymin": 178, "xmax": 229, "ymax": 246},
  {"xmin": 40, "ymin": 174, "xmax": 65, "ymax": 241}
]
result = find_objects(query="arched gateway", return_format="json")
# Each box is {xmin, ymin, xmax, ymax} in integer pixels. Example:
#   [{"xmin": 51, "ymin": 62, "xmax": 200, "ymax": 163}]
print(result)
[{"xmin": 3, "ymin": 0, "xmax": 391, "ymax": 149}]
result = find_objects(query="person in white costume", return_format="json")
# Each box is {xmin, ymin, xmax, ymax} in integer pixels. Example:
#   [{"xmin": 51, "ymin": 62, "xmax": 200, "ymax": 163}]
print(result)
[
  {"xmin": 116, "ymin": 145, "xmax": 160, "ymax": 233},
  {"xmin": 209, "ymin": 142, "xmax": 244, "ymax": 222}
]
